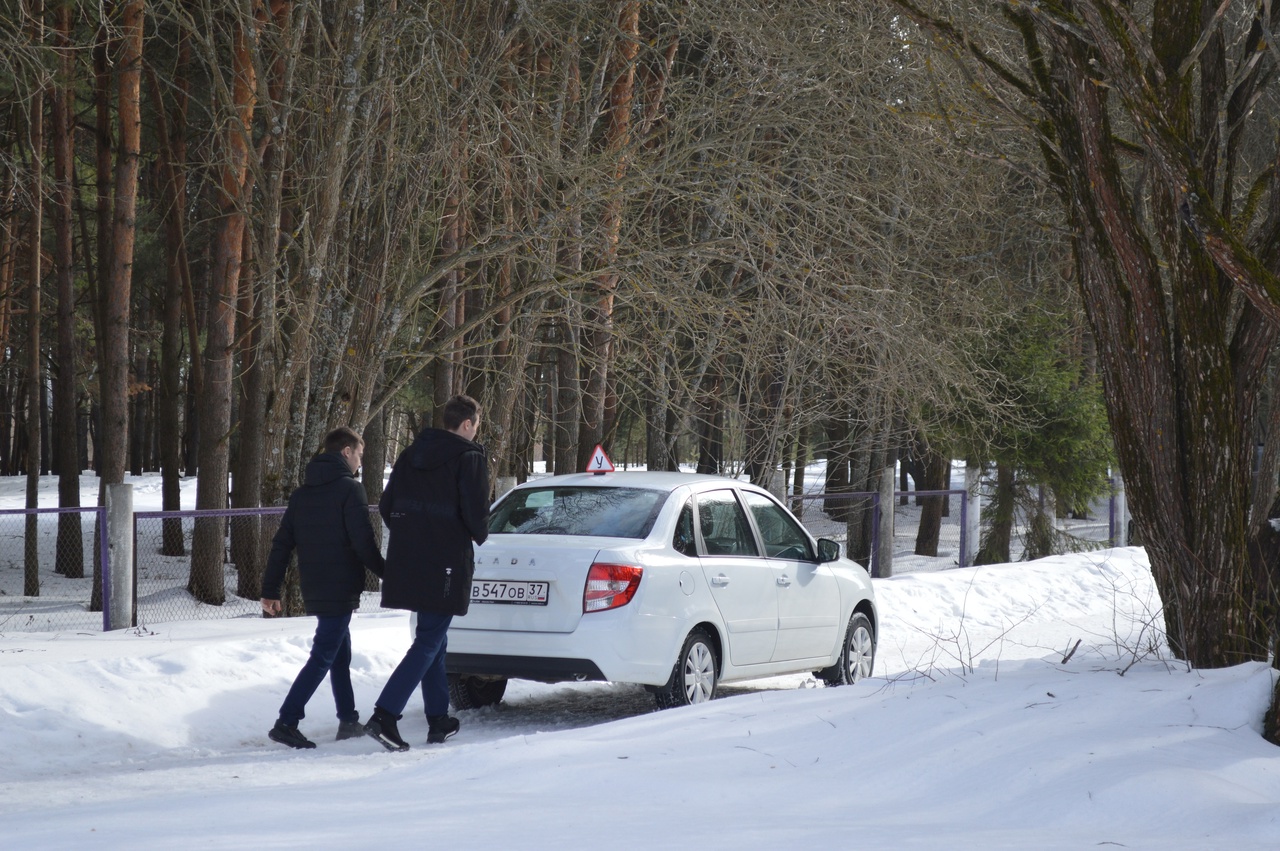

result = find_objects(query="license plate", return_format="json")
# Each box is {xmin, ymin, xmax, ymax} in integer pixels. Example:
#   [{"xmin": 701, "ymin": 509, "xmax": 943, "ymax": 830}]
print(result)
[{"xmin": 471, "ymin": 580, "xmax": 549, "ymax": 606}]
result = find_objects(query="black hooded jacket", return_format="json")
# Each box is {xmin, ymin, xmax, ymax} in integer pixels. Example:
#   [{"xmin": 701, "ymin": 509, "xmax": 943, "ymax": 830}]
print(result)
[
  {"xmin": 262, "ymin": 451, "xmax": 385, "ymax": 616},
  {"xmin": 378, "ymin": 427, "xmax": 489, "ymax": 616}
]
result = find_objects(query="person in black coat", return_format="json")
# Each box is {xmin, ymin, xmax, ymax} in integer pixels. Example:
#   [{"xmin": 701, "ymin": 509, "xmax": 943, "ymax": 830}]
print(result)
[
  {"xmin": 262, "ymin": 427, "xmax": 385, "ymax": 749},
  {"xmin": 364, "ymin": 395, "xmax": 489, "ymax": 751}
]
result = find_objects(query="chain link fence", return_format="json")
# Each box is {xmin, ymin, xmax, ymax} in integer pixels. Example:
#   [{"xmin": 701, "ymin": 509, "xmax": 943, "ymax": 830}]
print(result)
[
  {"xmin": 132, "ymin": 507, "xmax": 387, "ymax": 628},
  {"xmin": 5, "ymin": 482, "xmax": 1125, "ymax": 633},
  {"xmin": 0, "ymin": 507, "xmax": 108, "ymax": 634}
]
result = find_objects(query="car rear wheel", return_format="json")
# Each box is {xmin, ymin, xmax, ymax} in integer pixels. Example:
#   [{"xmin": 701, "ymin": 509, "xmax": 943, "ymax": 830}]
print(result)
[
  {"xmin": 654, "ymin": 629, "xmax": 718, "ymax": 709},
  {"xmin": 448, "ymin": 674, "xmax": 508, "ymax": 709},
  {"xmin": 819, "ymin": 611, "xmax": 875, "ymax": 686}
]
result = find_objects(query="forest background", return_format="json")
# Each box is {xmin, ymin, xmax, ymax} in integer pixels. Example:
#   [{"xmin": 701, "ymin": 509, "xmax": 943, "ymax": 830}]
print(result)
[{"xmin": 3, "ymin": 2, "xmax": 1280, "ymax": 732}]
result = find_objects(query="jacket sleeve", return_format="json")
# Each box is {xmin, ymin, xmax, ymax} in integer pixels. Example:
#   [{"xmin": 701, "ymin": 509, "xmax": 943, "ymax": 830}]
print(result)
[
  {"xmin": 261, "ymin": 506, "xmax": 296, "ymax": 599},
  {"xmin": 457, "ymin": 448, "xmax": 490, "ymax": 546},
  {"xmin": 346, "ymin": 481, "xmax": 386, "ymax": 578}
]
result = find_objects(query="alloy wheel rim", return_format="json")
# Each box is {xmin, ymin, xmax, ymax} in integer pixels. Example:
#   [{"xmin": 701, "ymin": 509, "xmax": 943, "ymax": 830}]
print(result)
[
  {"xmin": 846, "ymin": 625, "xmax": 873, "ymax": 681},
  {"xmin": 683, "ymin": 642, "xmax": 715, "ymax": 703}
]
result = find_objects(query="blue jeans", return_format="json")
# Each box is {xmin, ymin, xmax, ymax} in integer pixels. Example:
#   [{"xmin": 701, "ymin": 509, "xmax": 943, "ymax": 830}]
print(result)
[
  {"xmin": 376, "ymin": 611, "xmax": 453, "ymax": 717},
  {"xmin": 278, "ymin": 611, "xmax": 357, "ymax": 725}
]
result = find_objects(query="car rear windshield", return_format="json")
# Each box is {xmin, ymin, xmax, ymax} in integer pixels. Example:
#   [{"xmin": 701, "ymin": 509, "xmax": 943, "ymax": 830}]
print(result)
[{"xmin": 488, "ymin": 486, "xmax": 667, "ymax": 538}]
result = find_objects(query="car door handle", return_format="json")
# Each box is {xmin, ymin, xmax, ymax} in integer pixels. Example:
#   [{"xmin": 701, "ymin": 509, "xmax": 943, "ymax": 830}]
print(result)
[
  {"xmin": 776, "ymin": 575, "xmax": 792, "ymax": 587},
  {"xmin": 711, "ymin": 574, "xmax": 730, "ymax": 587}
]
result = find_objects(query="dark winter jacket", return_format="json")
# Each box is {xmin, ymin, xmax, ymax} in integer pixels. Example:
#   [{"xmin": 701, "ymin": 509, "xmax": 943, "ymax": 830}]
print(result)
[
  {"xmin": 378, "ymin": 427, "xmax": 489, "ymax": 616},
  {"xmin": 262, "ymin": 452, "xmax": 385, "ymax": 616}
]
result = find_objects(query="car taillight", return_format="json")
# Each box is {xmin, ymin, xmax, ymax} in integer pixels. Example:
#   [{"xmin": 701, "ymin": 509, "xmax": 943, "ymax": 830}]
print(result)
[{"xmin": 583, "ymin": 563, "xmax": 643, "ymax": 613}]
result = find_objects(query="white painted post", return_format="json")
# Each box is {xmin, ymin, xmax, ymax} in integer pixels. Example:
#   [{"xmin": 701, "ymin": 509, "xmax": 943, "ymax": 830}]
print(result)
[
  {"xmin": 495, "ymin": 476, "xmax": 518, "ymax": 499},
  {"xmin": 876, "ymin": 464, "xmax": 894, "ymax": 578},
  {"xmin": 768, "ymin": 468, "xmax": 787, "ymax": 500},
  {"xmin": 963, "ymin": 464, "xmax": 982, "ymax": 568},
  {"xmin": 106, "ymin": 483, "xmax": 134, "ymax": 631},
  {"xmin": 1113, "ymin": 475, "xmax": 1128, "ymax": 547}
]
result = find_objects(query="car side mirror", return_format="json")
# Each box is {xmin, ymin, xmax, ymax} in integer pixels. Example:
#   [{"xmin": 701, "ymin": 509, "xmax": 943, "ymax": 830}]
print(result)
[{"xmin": 816, "ymin": 538, "xmax": 841, "ymax": 563}]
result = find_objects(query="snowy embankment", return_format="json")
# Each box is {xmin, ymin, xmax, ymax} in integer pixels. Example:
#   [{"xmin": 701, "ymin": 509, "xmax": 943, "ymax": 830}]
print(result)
[{"xmin": 1, "ymin": 547, "xmax": 1278, "ymax": 849}]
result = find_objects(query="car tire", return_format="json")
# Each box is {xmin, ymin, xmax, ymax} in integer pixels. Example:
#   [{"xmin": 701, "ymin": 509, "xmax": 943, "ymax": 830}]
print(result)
[
  {"xmin": 654, "ymin": 629, "xmax": 718, "ymax": 709},
  {"xmin": 819, "ymin": 611, "xmax": 875, "ymax": 686},
  {"xmin": 447, "ymin": 674, "xmax": 508, "ymax": 710}
]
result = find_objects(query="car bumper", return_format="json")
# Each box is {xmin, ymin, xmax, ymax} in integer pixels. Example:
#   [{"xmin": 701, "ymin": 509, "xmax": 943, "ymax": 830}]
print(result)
[{"xmin": 445, "ymin": 608, "xmax": 685, "ymax": 687}]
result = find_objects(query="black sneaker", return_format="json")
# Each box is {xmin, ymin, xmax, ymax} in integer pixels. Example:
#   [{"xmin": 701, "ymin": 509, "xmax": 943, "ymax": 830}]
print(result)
[
  {"xmin": 365, "ymin": 707, "xmax": 410, "ymax": 752},
  {"xmin": 335, "ymin": 719, "xmax": 365, "ymax": 741},
  {"xmin": 268, "ymin": 721, "xmax": 316, "ymax": 749},
  {"xmin": 426, "ymin": 714, "xmax": 460, "ymax": 744}
]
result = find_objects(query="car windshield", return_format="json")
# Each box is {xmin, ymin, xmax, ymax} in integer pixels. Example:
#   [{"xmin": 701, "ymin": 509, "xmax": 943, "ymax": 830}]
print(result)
[{"xmin": 488, "ymin": 486, "xmax": 667, "ymax": 538}]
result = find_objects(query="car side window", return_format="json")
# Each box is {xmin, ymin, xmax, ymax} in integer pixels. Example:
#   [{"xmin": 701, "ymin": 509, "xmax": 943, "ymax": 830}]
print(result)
[
  {"xmin": 673, "ymin": 500, "xmax": 697, "ymax": 557},
  {"xmin": 740, "ymin": 491, "xmax": 814, "ymax": 560},
  {"xmin": 695, "ymin": 490, "xmax": 759, "ymax": 557}
]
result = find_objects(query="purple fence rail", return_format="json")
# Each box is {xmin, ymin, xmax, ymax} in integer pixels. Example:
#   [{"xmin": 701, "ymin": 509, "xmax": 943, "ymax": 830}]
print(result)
[{"xmin": 0, "ymin": 506, "xmax": 109, "ymax": 632}]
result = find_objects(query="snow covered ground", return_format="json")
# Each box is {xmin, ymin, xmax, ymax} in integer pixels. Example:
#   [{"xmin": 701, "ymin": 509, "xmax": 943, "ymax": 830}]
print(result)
[{"xmin": 0, "ymin": 475, "xmax": 1277, "ymax": 848}]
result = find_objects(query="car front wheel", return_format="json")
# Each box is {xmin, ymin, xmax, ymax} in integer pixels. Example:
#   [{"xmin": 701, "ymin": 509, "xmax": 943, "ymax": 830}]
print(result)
[
  {"xmin": 654, "ymin": 629, "xmax": 718, "ymax": 709},
  {"xmin": 448, "ymin": 674, "xmax": 508, "ymax": 709},
  {"xmin": 819, "ymin": 611, "xmax": 875, "ymax": 686}
]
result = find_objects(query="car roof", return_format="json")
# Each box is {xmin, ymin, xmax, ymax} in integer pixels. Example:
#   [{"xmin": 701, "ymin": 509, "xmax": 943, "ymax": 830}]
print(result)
[{"xmin": 510, "ymin": 470, "xmax": 756, "ymax": 494}]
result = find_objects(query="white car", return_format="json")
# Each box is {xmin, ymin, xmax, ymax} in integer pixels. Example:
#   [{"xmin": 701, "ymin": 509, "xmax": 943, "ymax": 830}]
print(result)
[{"xmin": 443, "ymin": 471, "xmax": 878, "ymax": 710}]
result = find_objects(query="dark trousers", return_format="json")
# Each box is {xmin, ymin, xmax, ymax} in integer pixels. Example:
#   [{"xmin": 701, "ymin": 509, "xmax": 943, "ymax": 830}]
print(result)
[
  {"xmin": 278, "ymin": 611, "xmax": 358, "ymax": 725},
  {"xmin": 376, "ymin": 611, "xmax": 453, "ymax": 717}
]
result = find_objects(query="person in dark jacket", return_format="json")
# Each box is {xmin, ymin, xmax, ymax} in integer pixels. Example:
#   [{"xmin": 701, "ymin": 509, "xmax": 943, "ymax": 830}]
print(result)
[
  {"xmin": 262, "ymin": 426, "xmax": 385, "ymax": 749},
  {"xmin": 364, "ymin": 395, "xmax": 489, "ymax": 752}
]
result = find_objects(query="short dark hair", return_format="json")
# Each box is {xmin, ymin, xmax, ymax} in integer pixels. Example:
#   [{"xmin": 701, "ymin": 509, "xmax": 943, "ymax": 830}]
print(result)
[
  {"xmin": 323, "ymin": 426, "xmax": 363, "ymax": 455},
  {"xmin": 441, "ymin": 394, "xmax": 480, "ymax": 431}
]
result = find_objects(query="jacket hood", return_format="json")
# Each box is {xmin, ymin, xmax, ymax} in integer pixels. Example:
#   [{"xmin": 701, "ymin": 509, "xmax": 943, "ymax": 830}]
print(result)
[
  {"xmin": 410, "ymin": 428, "xmax": 483, "ymax": 472},
  {"xmin": 304, "ymin": 451, "xmax": 356, "ymax": 487}
]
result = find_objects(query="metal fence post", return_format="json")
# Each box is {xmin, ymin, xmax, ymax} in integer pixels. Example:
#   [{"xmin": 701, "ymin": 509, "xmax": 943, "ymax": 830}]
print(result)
[
  {"xmin": 962, "ymin": 464, "xmax": 982, "ymax": 568},
  {"xmin": 1111, "ymin": 475, "xmax": 1128, "ymax": 546},
  {"xmin": 495, "ymin": 476, "xmax": 517, "ymax": 499},
  {"xmin": 106, "ymin": 483, "xmax": 134, "ymax": 631},
  {"xmin": 875, "ymin": 464, "xmax": 894, "ymax": 578}
]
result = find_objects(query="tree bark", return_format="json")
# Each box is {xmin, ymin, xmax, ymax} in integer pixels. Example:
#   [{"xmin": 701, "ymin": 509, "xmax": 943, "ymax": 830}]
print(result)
[
  {"xmin": 976, "ymin": 462, "xmax": 1014, "ymax": 566},
  {"xmin": 913, "ymin": 444, "xmax": 949, "ymax": 558},
  {"xmin": 146, "ymin": 34, "xmax": 190, "ymax": 556},
  {"xmin": 24, "ymin": 0, "xmax": 45, "ymax": 596},
  {"xmin": 577, "ymin": 2, "xmax": 640, "ymax": 470},
  {"xmin": 52, "ymin": 0, "xmax": 83, "ymax": 578},
  {"xmin": 191, "ymin": 8, "xmax": 257, "ymax": 605},
  {"xmin": 895, "ymin": 0, "xmax": 1279, "ymax": 670}
]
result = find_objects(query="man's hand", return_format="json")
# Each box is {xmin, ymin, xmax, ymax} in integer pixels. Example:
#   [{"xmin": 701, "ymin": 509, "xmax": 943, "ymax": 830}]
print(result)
[{"xmin": 261, "ymin": 598, "xmax": 282, "ymax": 617}]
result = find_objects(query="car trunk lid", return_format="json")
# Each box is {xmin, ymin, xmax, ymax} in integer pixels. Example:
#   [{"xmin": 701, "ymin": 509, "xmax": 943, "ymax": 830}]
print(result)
[{"xmin": 453, "ymin": 536, "xmax": 612, "ymax": 633}]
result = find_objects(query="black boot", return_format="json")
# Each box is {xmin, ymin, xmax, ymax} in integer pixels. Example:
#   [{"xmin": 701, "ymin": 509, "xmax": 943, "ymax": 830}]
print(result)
[
  {"xmin": 427, "ymin": 714, "xmax": 460, "ymax": 744},
  {"xmin": 269, "ymin": 720, "xmax": 316, "ymax": 749},
  {"xmin": 335, "ymin": 717, "xmax": 365, "ymax": 741},
  {"xmin": 364, "ymin": 707, "xmax": 410, "ymax": 752}
]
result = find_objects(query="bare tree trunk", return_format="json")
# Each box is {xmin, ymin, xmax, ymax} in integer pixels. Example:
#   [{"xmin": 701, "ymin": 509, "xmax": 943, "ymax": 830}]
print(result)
[
  {"xmin": 146, "ymin": 34, "xmax": 190, "ymax": 556},
  {"xmin": 52, "ymin": 0, "xmax": 83, "ymax": 578},
  {"xmin": 430, "ymin": 123, "xmax": 469, "ymax": 423},
  {"xmin": 24, "ymin": 0, "xmax": 45, "ymax": 596},
  {"xmin": 191, "ymin": 9, "xmax": 256, "ymax": 604},
  {"xmin": 553, "ymin": 310, "xmax": 580, "ymax": 475},
  {"xmin": 896, "ymin": 0, "xmax": 1277, "ymax": 672},
  {"xmin": 261, "ymin": 0, "xmax": 365, "ymax": 505},
  {"xmin": 99, "ymin": 0, "xmax": 142, "ymax": 490},
  {"xmin": 87, "ymin": 13, "xmax": 114, "ymax": 611},
  {"xmin": 577, "ymin": 1, "xmax": 639, "ymax": 470},
  {"xmin": 360, "ymin": 401, "xmax": 385, "ymax": 591},
  {"xmin": 232, "ymin": 236, "xmax": 264, "ymax": 598},
  {"xmin": 89, "ymin": 0, "xmax": 143, "ymax": 613},
  {"xmin": 976, "ymin": 462, "xmax": 1014, "ymax": 566},
  {"xmin": 913, "ymin": 443, "xmax": 949, "ymax": 557},
  {"xmin": 695, "ymin": 371, "xmax": 724, "ymax": 476}
]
